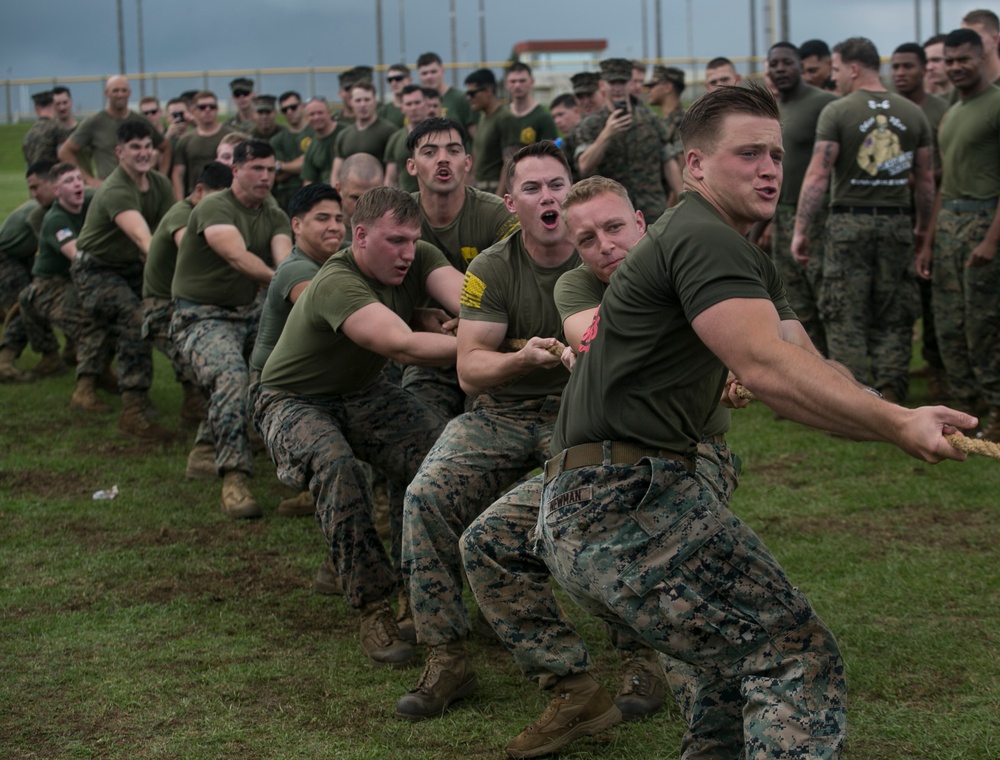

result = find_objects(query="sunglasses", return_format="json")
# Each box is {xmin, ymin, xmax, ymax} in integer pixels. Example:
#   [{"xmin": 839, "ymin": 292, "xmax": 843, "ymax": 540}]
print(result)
[
  {"xmin": 387, "ymin": 75, "xmax": 406, "ymax": 83},
  {"xmin": 142, "ymin": 109, "xmax": 159, "ymax": 117},
  {"xmin": 196, "ymin": 103, "xmax": 218, "ymax": 111},
  {"xmin": 465, "ymin": 88, "xmax": 483, "ymax": 99},
  {"xmin": 232, "ymin": 88, "xmax": 252, "ymax": 98},
  {"xmin": 280, "ymin": 103, "xmax": 301, "ymax": 113}
]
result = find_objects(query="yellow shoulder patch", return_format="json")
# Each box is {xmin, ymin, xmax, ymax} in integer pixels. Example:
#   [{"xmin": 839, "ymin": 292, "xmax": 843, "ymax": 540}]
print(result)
[
  {"xmin": 460, "ymin": 246, "xmax": 479, "ymax": 264},
  {"xmin": 460, "ymin": 272, "xmax": 486, "ymax": 309}
]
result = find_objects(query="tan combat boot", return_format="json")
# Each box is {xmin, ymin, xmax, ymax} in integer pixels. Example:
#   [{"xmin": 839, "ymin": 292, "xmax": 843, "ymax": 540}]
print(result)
[
  {"xmin": 359, "ymin": 598, "xmax": 417, "ymax": 668},
  {"xmin": 0, "ymin": 347, "xmax": 28, "ymax": 382},
  {"xmin": 277, "ymin": 490, "xmax": 314, "ymax": 516},
  {"xmin": 185, "ymin": 442, "xmax": 217, "ymax": 480},
  {"xmin": 220, "ymin": 471, "xmax": 262, "ymax": 519},
  {"xmin": 506, "ymin": 672, "xmax": 622, "ymax": 759},
  {"xmin": 396, "ymin": 588, "xmax": 416, "ymax": 644},
  {"xmin": 314, "ymin": 555, "xmax": 344, "ymax": 595},
  {"xmin": 70, "ymin": 375, "xmax": 113, "ymax": 413},
  {"xmin": 118, "ymin": 391, "xmax": 172, "ymax": 440},
  {"xmin": 614, "ymin": 647, "xmax": 665, "ymax": 721},
  {"xmin": 394, "ymin": 641, "xmax": 477, "ymax": 720},
  {"xmin": 30, "ymin": 351, "xmax": 68, "ymax": 379}
]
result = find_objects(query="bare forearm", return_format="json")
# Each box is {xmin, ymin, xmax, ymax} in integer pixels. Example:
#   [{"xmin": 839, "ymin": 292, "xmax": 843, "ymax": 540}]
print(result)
[
  {"xmin": 458, "ymin": 349, "xmax": 532, "ymax": 396},
  {"xmin": 384, "ymin": 332, "xmax": 456, "ymax": 367}
]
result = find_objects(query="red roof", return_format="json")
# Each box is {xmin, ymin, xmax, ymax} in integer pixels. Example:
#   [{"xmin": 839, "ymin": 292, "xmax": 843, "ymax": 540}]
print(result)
[{"xmin": 513, "ymin": 39, "xmax": 608, "ymax": 54}]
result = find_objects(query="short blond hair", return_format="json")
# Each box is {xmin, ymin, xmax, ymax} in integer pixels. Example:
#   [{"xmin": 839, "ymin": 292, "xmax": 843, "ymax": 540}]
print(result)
[{"xmin": 563, "ymin": 176, "xmax": 634, "ymax": 214}]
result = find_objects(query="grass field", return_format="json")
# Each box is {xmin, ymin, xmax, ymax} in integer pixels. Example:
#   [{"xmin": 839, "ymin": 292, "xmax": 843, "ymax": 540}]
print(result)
[{"xmin": 1, "ymin": 123, "xmax": 998, "ymax": 759}]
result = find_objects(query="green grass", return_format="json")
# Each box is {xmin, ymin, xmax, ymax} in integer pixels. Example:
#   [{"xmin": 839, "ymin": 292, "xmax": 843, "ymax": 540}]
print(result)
[{"xmin": 2, "ymin": 122, "xmax": 999, "ymax": 758}]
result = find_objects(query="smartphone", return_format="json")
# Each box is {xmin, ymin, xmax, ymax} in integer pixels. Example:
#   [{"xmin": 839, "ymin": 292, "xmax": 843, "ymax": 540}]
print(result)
[
  {"xmin": 171, "ymin": 111, "xmax": 186, "ymax": 122},
  {"xmin": 613, "ymin": 101, "xmax": 628, "ymax": 116}
]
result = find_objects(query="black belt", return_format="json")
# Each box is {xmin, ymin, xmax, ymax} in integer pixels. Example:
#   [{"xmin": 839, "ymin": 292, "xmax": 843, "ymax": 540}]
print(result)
[
  {"xmin": 543, "ymin": 442, "xmax": 694, "ymax": 485},
  {"xmin": 831, "ymin": 205, "xmax": 909, "ymax": 216}
]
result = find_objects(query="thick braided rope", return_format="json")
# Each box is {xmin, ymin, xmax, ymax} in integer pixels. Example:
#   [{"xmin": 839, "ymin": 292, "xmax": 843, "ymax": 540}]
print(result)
[{"xmin": 503, "ymin": 338, "xmax": 566, "ymax": 358}]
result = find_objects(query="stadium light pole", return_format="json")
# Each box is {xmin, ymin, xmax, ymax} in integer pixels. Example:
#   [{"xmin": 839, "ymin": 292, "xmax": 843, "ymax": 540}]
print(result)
[
  {"xmin": 450, "ymin": 0, "xmax": 458, "ymax": 87},
  {"xmin": 376, "ymin": 0, "xmax": 386, "ymax": 103}
]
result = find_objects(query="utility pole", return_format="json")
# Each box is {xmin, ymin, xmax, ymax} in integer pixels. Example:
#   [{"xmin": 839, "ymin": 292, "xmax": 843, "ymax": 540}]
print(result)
[
  {"xmin": 450, "ymin": 0, "xmax": 459, "ymax": 88},
  {"xmin": 398, "ymin": 0, "xmax": 406, "ymax": 64},
  {"xmin": 376, "ymin": 0, "xmax": 386, "ymax": 103},
  {"xmin": 136, "ymin": 0, "xmax": 145, "ymax": 96},
  {"xmin": 479, "ymin": 0, "xmax": 487, "ymax": 65},
  {"xmin": 654, "ymin": 0, "xmax": 662, "ymax": 61},
  {"xmin": 750, "ymin": 0, "xmax": 758, "ymax": 75},
  {"xmin": 116, "ymin": 0, "xmax": 126, "ymax": 75}
]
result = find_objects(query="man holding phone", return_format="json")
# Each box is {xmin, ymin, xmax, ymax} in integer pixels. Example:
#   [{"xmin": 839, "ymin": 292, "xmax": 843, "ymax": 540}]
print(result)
[
  {"xmin": 574, "ymin": 58, "xmax": 680, "ymax": 224},
  {"xmin": 171, "ymin": 91, "xmax": 231, "ymax": 200}
]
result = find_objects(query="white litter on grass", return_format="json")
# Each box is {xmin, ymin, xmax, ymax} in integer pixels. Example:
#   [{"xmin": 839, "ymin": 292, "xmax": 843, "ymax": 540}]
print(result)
[{"xmin": 92, "ymin": 485, "xmax": 119, "ymax": 500}]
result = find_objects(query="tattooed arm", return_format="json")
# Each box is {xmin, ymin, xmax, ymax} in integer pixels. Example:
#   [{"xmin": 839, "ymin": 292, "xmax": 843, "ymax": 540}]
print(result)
[{"xmin": 791, "ymin": 139, "xmax": 838, "ymax": 265}]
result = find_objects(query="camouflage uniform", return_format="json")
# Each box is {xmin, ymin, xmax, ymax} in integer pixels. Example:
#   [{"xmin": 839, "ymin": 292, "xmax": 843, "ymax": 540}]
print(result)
[
  {"xmin": 143, "ymin": 297, "xmax": 191, "ymax": 384},
  {"xmin": 462, "ymin": 441, "xmax": 740, "ymax": 697},
  {"xmin": 404, "ymin": 393, "xmax": 561, "ymax": 646},
  {"xmin": 171, "ymin": 300, "xmax": 260, "ymax": 475},
  {"xmin": 773, "ymin": 204, "xmax": 828, "ymax": 354},
  {"xmin": 22, "ymin": 118, "xmax": 68, "ymax": 165},
  {"xmin": 821, "ymin": 211, "xmax": 920, "ymax": 399},
  {"xmin": 254, "ymin": 379, "xmax": 446, "ymax": 608},
  {"xmin": 932, "ymin": 205, "xmax": 1000, "ymax": 407},
  {"xmin": 574, "ymin": 99, "xmax": 671, "ymax": 223},
  {"xmin": 70, "ymin": 254, "xmax": 152, "ymax": 391},
  {"xmin": 537, "ymin": 448, "xmax": 846, "ymax": 759},
  {"xmin": 0, "ymin": 201, "xmax": 58, "ymax": 358},
  {"xmin": 19, "ymin": 276, "xmax": 107, "ymax": 377}
]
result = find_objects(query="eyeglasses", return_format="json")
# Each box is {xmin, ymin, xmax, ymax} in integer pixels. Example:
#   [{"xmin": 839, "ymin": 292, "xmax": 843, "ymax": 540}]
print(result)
[
  {"xmin": 387, "ymin": 75, "xmax": 406, "ymax": 83},
  {"xmin": 256, "ymin": 109, "xmax": 274, "ymax": 114},
  {"xmin": 232, "ymin": 88, "xmax": 252, "ymax": 98},
  {"xmin": 465, "ymin": 89, "xmax": 483, "ymax": 99},
  {"xmin": 142, "ymin": 109, "xmax": 160, "ymax": 117},
  {"xmin": 196, "ymin": 103, "xmax": 218, "ymax": 111},
  {"xmin": 280, "ymin": 103, "xmax": 301, "ymax": 113}
]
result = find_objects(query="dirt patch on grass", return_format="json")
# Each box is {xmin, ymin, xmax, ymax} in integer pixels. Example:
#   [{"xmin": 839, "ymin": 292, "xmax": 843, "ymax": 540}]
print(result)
[
  {"xmin": 761, "ymin": 503, "xmax": 998, "ymax": 554},
  {"xmin": 0, "ymin": 469, "xmax": 92, "ymax": 499}
]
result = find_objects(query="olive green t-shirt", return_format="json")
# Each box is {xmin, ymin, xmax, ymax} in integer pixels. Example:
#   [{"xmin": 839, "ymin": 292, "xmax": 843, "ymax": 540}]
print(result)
[
  {"xmin": 459, "ymin": 229, "xmax": 580, "ymax": 401},
  {"xmin": 377, "ymin": 101, "xmax": 405, "ymax": 128},
  {"xmin": 172, "ymin": 188, "xmax": 292, "ymax": 307},
  {"xmin": 552, "ymin": 192, "xmax": 793, "ymax": 457},
  {"xmin": 473, "ymin": 105, "xmax": 514, "ymax": 183},
  {"xmin": 502, "ymin": 104, "xmax": 558, "ymax": 150},
  {"xmin": 260, "ymin": 242, "xmax": 450, "ymax": 396},
  {"xmin": 778, "ymin": 85, "xmax": 837, "ymax": 203},
  {"xmin": 76, "ymin": 166, "xmax": 173, "ymax": 267},
  {"xmin": 384, "ymin": 128, "xmax": 419, "ymax": 193},
  {"xmin": 938, "ymin": 85, "xmax": 1000, "ymax": 200},
  {"xmin": 815, "ymin": 89, "xmax": 931, "ymax": 208},
  {"xmin": 173, "ymin": 127, "xmax": 232, "ymax": 195},
  {"xmin": 271, "ymin": 125, "xmax": 315, "ymax": 197},
  {"xmin": 919, "ymin": 93, "xmax": 950, "ymax": 174},
  {"xmin": 554, "ymin": 261, "xmax": 731, "ymax": 439},
  {"xmin": 301, "ymin": 126, "xmax": 343, "ymax": 184},
  {"xmin": 0, "ymin": 200, "xmax": 40, "ymax": 262},
  {"xmin": 440, "ymin": 87, "xmax": 475, "ymax": 129},
  {"xmin": 69, "ymin": 110, "xmax": 166, "ymax": 179},
  {"xmin": 333, "ymin": 118, "xmax": 398, "ymax": 162},
  {"xmin": 554, "ymin": 264, "xmax": 605, "ymax": 324},
  {"xmin": 143, "ymin": 199, "xmax": 193, "ymax": 298},
  {"xmin": 249, "ymin": 246, "xmax": 324, "ymax": 372},
  {"xmin": 35, "ymin": 197, "xmax": 92, "ymax": 278},
  {"xmin": 414, "ymin": 185, "xmax": 519, "ymax": 272}
]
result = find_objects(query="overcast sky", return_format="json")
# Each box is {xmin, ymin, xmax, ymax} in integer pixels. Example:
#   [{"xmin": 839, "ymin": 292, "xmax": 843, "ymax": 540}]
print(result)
[{"xmin": 0, "ymin": 0, "xmax": 978, "ymax": 114}]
